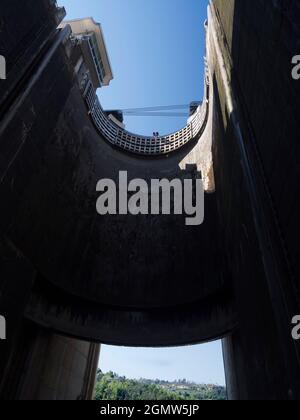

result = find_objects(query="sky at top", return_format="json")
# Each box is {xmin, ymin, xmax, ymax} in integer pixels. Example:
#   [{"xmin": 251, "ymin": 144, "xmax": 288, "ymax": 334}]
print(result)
[
  {"xmin": 58, "ymin": 0, "xmax": 209, "ymax": 136},
  {"xmin": 58, "ymin": 0, "xmax": 225, "ymax": 386}
]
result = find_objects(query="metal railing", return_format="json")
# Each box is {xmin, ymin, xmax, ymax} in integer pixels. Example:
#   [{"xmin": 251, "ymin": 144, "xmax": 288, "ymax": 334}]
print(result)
[{"xmin": 82, "ymin": 67, "xmax": 209, "ymax": 156}]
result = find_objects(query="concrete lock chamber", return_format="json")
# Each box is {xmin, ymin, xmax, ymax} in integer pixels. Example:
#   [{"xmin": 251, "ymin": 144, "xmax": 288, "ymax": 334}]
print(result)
[{"xmin": 0, "ymin": 0, "xmax": 300, "ymax": 400}]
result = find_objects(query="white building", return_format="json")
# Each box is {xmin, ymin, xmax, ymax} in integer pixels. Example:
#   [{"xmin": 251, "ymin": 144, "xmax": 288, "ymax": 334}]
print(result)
[{"xmin": 59, "ymin": 17, "xmax": 113, "ymax": 89}]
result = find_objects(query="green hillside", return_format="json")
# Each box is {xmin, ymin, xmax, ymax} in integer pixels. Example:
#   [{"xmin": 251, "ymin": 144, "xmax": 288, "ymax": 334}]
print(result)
[{"xmin": 95, "ymin": 371, "xmax": 227, "ymax": 401}]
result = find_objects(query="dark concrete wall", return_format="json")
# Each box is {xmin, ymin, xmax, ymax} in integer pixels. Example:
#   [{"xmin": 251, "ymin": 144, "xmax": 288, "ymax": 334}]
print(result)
[
  {"xmin": 0, "ymin": 50, "xmax": 223, "ymax": 309},
  {"xmin": 0, "ymin": 319, "xmax": 99, "ymax": 400},
  {"xmin": 0, "ymin": 0, "xmax": 62, "ymax": 113},
  {"xmin": 18, "ymin": 330, "xmax": 100, "ymax": 400},
  {"xmin": 1, "ymin": 0, "xmax": 299, "ymax": 401},
  {"xmin": 211, "ymin": 0, "xmax": 300, "ymax": 400},
  {"xmin": 213, "ymin": 0, "xmax": 300, "ymax": 291},
  {"xmin": 0, "ymin": 238, "xmax": 36, "ymax": 398},
  {"xmin": 0, "ymin": 3, "xmax": 236, "ymax": 346}
]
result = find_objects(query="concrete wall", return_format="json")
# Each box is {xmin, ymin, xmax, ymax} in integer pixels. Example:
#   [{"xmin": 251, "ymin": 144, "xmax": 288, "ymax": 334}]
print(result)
[
  {"xmin": 0, "ymin": 319, "xmax": 100, "ymax": 400},
  {"xmin": 1, "ymin": 0, "xmax": 299, "ymax": 400},
  {"xmin": 0, "ymin": 0, "xmax": 235, "ymax": 399},
  {"xmin": 0, "ymin": 238, "xmax": 36, "ymax": 398},
  {"xmin": 0, "ymin": 0, "xmax": 63, "ymax": 112},
  {"xmin": 0, "ymin": 1, "xmax": 99, "ymax": 400},
  {"xmin": 18, "ymin": 331, "xmax": 100, "ymax": 400},
  {"xmin": 0, "ymin": 2, "xmax": 236, "ymax": 346}
]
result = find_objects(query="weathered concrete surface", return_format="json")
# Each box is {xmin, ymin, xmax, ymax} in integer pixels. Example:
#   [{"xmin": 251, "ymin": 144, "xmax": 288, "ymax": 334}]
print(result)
[
  {"xmin": 24, "ymin": 276, "xmax": 235, "ymax": 347},
  {"xmin": 0, "ymin": 318, "xmax": 99, "ymax": 400},
  {"xmin": 0, "ymin": 65, "xmax": 222, "ymax": 309},
  {"xmin": 0, "ymin": 3, "xmax": 236, "ymax": 347},
  {"xmin": 0, "ymin": 237, "xmax": 36, "ymax": 398},
  {"xmin": 0, "ymin": 0, "xmax": 236, "ymax": 394},
  {"xmin": 1, "ymin": 0, "xmax": 299, "ymax": 401},
  {"xmin": 18, "ymin": 330, "xmax": 100, "ymax": 400},
  {"xmin": 210, "ymin": 0, "xmax": 300, "ymax": 400},
  {"xmin": 0, "ymin": 0, "xmax": 63, "ymax": 113}
]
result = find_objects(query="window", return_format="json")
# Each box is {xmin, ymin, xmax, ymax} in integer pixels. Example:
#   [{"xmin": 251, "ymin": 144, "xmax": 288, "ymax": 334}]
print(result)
[{"xmin": 88, "ymin": 34, "xmax": 106, "ymax": 85}]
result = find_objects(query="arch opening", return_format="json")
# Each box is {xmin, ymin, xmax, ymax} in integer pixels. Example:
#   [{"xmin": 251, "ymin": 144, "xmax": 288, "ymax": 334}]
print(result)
[
  {"xmin": 81, "ymin": 61, "xmax": 210, "ymax": 156},
  {"xmin": 95, "ymin": 341, "xmax": 227, "ymax": 401}
]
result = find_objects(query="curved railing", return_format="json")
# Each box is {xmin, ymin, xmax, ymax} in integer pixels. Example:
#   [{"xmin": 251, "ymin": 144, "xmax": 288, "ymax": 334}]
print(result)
[{"xmin": 82, "ymin": 66, "xmax": 209, "ymax": 156}]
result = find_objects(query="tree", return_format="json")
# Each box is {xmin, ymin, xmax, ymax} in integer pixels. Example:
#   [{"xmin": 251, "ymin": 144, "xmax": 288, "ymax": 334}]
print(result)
[{"xmin": 94, "ymin": 372, "xmax": 227, "ymax": 401}]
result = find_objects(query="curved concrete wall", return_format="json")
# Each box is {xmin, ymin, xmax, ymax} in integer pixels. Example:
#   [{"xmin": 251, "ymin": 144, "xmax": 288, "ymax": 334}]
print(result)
[
  {"xmin": 2, "ymin": 0, "xmax": 300, "ymax": 400},
  {"xmin": 0, "ymin": 6, "xmax": 236, "ymax": 346},
  {"xmin": 83, "ymin": 70, "xmax": 209, "ymax": 156}
]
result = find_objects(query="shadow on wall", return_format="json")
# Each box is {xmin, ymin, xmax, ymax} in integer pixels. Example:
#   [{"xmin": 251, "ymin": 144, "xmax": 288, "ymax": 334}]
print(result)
[{"xmin": 210, "ymin": 0, "xmax": 300, "ymax": 400}]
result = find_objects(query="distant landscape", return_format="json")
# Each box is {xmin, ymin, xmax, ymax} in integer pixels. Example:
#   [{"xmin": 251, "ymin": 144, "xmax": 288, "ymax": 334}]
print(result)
[{"xmin": 95, "ymin": 371, "xmax": 227, "ymax": 401}]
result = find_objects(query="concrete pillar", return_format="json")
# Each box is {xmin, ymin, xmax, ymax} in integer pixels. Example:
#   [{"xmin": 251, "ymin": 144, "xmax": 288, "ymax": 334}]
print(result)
[
  {"xmin": 0, "ymin": 238, "xmax": 37, "ymax": 399},
  {"xmin": 17, "ymin": 329, "xmax": 100, "ymax": 400}
]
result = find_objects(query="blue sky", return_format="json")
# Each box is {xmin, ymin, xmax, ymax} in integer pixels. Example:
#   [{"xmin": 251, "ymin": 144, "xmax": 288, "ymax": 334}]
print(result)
[
  {"xmin": 59, "ymin": 0, "xmax": 208, "ymax": 135},
  {"xmin": 59, "ymin": 0, "xmax": 225, "ymax": 385},
  {"xmin": 100, "ymin": 343, "xmax": 225, "ymax": 386}
]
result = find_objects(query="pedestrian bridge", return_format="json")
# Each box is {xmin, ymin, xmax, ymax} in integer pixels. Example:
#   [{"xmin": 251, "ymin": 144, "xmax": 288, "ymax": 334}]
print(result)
[{"xmin": 83, "ymin": 64, "xmax": 210, "ymax": 156}]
